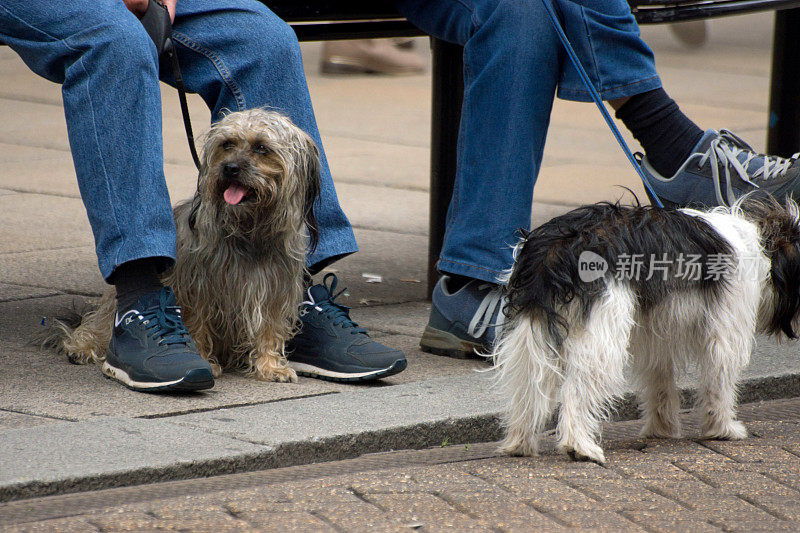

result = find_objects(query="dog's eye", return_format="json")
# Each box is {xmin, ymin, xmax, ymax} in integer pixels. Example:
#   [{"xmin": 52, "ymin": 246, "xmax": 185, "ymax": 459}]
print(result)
[
  {"xmin": 222, "ymin": 141, "xmax": 235, "ymax": 151},
  {"xmin": 253, "ymin": 143, "xmax": 271, "ymax": 155}
]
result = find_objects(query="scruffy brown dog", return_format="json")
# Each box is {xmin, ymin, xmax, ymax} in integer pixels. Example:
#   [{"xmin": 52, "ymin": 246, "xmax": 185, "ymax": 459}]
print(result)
[{"xmin": 59, "ymin": 109, "xmax": 320, "ymax": 382}]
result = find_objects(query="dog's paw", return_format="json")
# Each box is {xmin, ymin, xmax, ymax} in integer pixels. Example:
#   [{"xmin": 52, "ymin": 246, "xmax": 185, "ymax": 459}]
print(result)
[
  {"xmin": 257, "ymin": 365, "xmax": 298, "ymax": 383},
  {"xmin": 498, "ymin": 435, "xmax": 538, "ymax": 457},
  {"xmin": 559, "ymin": 443, "xmax": 605, "ymax": 465},
  {"xmin": 209, "ymin": 362, "xmax": 223, "ymax": 378},
  {"xmin": 640, "ymin": 419, "xmax": 682, "ymax": 440},
  {"xmin": 701, "ymin": 419, "xmax": 747, "ymax": 441}
]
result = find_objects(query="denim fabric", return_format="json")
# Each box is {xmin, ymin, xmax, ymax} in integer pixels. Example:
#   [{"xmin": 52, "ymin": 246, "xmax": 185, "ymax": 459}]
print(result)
[
  {"xmin": 0, "ymin": 0, "xmax": 357, "ymax": 280},
  {"xmin": 396, "ymin": 0, "xmax": 662, "ymax": 283}
]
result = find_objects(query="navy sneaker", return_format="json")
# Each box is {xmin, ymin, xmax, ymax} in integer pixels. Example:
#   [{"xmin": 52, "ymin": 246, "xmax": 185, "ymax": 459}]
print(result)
[
  {"xmin": 286, "ymin": 273, "xmax": 407, "ymax": 382},
  {"xmin": 640, "ymin": 129, "xmax": 800, "ymax": 208},
  {"xmin": 103, "ymin": 287, "xmax": 214, "ymax": 392},
  {"xmin": 420, "ymin": 276, "xmax": 506, "ymax": 359}
]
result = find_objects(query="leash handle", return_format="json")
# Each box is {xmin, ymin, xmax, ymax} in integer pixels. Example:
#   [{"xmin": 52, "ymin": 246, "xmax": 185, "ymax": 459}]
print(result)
[
  {"xmin": 539, "ymin": 0, "xmax": 663, "ymax": 208},
  {"xmin": 140, "ymin": 0, "xmax": 172, "ymax": 56}
]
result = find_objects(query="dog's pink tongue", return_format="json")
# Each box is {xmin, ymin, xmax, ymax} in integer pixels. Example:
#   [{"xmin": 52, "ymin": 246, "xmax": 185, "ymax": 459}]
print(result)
[{"xmin": 223, "ymin": 184, "xmax": 248, "ymax": 205}]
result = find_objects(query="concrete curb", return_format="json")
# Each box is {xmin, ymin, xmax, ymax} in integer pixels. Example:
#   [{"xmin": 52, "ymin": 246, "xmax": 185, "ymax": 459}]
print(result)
[{"xmin": 2, "ymin": 369, "xmax": 800, "ymax": 503}]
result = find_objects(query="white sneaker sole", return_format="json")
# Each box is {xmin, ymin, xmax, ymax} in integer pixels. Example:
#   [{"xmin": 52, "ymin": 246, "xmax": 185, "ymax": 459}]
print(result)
[
  {"xmin": 288, "ymin": 359, "xmax": 406, "ymax": 382},
  {"xmin": 102, "ymin": 361, "xmax": 196, "ymax": 391}
]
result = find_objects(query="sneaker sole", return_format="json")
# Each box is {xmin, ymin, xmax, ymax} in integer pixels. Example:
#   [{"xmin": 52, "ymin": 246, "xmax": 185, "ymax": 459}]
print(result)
[
  {"xmin": 289, "ymin": 358, "xmax": 407, "ymax": 383},
  {"xmin": 419, "ymin": 325, "xmax": 492, "ymax": 360},
  {"xmin": 102, "ymin": 362, "xmax": 214, "ymax": 392}
]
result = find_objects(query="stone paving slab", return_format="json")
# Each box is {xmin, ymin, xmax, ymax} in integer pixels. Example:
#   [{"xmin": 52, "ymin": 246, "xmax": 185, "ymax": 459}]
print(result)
[
  {"xmin": 0, "ymin": 417, "xmax": 268, "ymax": 502},
  {"xmin": 0, "ymin": 283, "xmax": 58, "ymax": 303},
  {"xmin": 323, "ymin": 134, "xmax": 429, "ymax": 191},
  {"xmin": 0, "ymin": 297, "xmax": 482, "ymax": 423},
  {"xmin": 0, "ymin": 226, "xmax": 429, "ymax": 300},
  {"xmin": 0, "ymin": 411, "xmax": 59, "ymax": 430},
  {"xmin": 168, "ymin": 373, "xmax": 497, "ymax": 447},
  {"xmin": 2, "ymin": 397, "xmax": 799, "ymax": 532},
  {"xmin": 0, "ymin": 193, "xmax": 93, "ymax": 254},
  {"xmin": 0, "ymin": 146, "xmax": 199, "ymax": 202}
]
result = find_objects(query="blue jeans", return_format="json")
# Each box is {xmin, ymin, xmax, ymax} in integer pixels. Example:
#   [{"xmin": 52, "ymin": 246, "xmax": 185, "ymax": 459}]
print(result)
[
  {"xmin": 0, "ymin": 0, "xmax": 357, "ymax": 280},
  {"xmin": 397, "ymin": 0, "xmax": 662, "ymax": 284}
]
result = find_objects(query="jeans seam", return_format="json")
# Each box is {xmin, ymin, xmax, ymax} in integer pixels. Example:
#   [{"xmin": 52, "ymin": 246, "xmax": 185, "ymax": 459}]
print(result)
[
  {"xmin": 579, "ymin": 6, "xmax": 603, "ymax": 93},
  {"xmin": 447, "ymin": 0, "xmax": 481, "ymax": 240},
  {"xmin": 75, "ymin": 55, "xmax": 128, "ymax": 271},
  {"xmin": 0, "ymin": 4, "xmax": 59, "ymax": 42},
  {"xmin": 171, "ymin": 30, "xmax": 246, "ymax": 111}
]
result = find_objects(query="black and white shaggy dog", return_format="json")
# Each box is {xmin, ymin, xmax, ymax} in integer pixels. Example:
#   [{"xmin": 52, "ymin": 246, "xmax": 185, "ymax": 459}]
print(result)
[{"xmin": 492, "ymin": 197, "xmax": 800, "ymax": 464}]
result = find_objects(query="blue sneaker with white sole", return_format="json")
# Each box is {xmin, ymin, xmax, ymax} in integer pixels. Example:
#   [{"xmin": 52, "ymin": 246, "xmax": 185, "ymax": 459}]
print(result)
[
  {"xmin": 104, "ymin": 287, "xmax": 214, "ymax": 392},
  {"xmin": 286, "ymin": 273, "xmax": 407, "ymax": 382},
  {"xmin": 420, "ymin": 276, "xmax": 506, "ymax": 359},
  {"xmin": 640, "ymin": 129, "xmax": 800, "ymax": 208}
]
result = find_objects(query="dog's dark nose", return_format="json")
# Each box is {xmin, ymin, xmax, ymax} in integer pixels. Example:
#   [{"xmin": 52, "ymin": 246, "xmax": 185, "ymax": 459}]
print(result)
[{"xmin": 223, "ymin": 162, "xmax": 240, "ymax": 178}]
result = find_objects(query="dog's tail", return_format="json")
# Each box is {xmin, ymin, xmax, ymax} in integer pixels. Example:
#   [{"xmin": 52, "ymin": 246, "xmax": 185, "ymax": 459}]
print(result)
[
  {"xmin": 492, "ymin": 312, "xmax": 563, "ymax": 456},
  {"xmin": 44, "ymin": 291, "xmax": 115, "ymax": 365}
]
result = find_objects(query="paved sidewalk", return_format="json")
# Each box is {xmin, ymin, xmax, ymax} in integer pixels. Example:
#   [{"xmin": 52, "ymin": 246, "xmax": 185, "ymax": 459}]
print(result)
[
  {"xmin": 3, "ymin": 10, "xmax": 800, "ymax": 509},
  {"xmin": 3, "ymin": 396, "xmax": 800, "ymax": 532}
]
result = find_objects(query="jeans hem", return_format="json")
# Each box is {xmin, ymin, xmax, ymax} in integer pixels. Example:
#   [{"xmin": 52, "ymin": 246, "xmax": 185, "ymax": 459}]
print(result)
[
  {"xmin": 102, "ymin": 250, "xmax": 176, "ymax": 283},
  {"xmin": 557, "ymin": 75, "xmax": 662, "ymax": 103},
  {"xmin": 437, "ymin": 258, "xmax": 507, "ymax": 285},
  {"xmin": 307, "ymin": 236, "xmax": 358, "ymax": 273}
]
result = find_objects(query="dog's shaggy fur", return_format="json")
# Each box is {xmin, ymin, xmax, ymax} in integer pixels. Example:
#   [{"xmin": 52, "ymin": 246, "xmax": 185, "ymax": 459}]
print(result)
[
  {"xmin": 492, "ymin": 197, "xmax": 800, "ymax": 464},
  {"xmin": 58, "ymin": 109, "xmax": 320, "ymax": 382}
]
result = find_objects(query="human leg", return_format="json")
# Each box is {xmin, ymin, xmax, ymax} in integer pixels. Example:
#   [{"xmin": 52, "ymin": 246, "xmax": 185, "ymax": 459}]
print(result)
[
  {"xmin": 0, "ymin": 0, "xmax": 176, "ymax": 280},
  {"xmin": 0, "ymin": 0, "xmax": 213, "ymax": 390}
]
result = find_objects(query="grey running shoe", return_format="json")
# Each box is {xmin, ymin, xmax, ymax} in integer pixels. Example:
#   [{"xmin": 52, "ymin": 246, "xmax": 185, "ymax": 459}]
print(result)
[
  {"xmin": 420, "ymin": 276, "xmax": 506, "ymax": 359},
  {"xmin": 640, "ymin": 129, "xmax": 800, "ymax": 208}
]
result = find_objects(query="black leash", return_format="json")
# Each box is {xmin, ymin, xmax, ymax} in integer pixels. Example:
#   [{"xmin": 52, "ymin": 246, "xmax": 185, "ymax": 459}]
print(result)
[{"xmin": 141, "ymin": 0, "xmax": 201, "ymax": 171}]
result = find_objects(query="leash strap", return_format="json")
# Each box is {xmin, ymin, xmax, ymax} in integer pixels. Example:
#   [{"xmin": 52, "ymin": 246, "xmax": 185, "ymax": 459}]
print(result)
[
  {"xmin": 166, "ymin": 39, "xmax": 202, "ymax": 170},
  {"xmin": 141, "ymin": 0, "xmax": 201, "ymax": 172},
  {"xmin": 539, "ymin": 0, "xmax": 663, "ymax": 208}
]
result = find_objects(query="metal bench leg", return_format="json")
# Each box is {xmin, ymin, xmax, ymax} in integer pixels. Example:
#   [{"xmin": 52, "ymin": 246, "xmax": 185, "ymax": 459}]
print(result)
[
  {"xmin": 428, "ymin": 38, "xmax": 464, "ymax": 297},
  {"xmin": 767, "ymin": 8, "xmax": 800, "ymax": 157}
]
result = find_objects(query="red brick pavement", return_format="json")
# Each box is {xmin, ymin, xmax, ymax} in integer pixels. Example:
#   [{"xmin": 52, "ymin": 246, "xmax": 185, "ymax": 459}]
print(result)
[{"xmin": 2, "ymin": 398, "xmax": 800, "ymax": 532}]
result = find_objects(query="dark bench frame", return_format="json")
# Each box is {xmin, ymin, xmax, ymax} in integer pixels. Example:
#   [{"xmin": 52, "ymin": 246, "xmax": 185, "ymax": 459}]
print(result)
[{"xmin": 5, "ymin": 2, "xmax": 800, "ymax": 294}]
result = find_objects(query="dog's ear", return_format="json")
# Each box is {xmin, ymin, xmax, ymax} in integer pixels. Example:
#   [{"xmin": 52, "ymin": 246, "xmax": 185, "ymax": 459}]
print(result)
[
  {"xmin": 300, "ymin": 134, "xmax": 322, "ymax": 253},
  {"xmin": 768, "ymin": 239, "xmax": 800, "ymax": 338}
]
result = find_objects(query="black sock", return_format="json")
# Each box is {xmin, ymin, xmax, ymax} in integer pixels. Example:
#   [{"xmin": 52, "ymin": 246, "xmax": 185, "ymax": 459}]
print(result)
[
  {"xmin": 444, "ymin": 273, "xmax": 474, "ymax": 292},
  {"xmin": 110, "ymin": 258, "xmax": 164, "ymax": 312},
  {"xmin": 615, "ymin": 88, "xmax": 704, "ymax": 178}
]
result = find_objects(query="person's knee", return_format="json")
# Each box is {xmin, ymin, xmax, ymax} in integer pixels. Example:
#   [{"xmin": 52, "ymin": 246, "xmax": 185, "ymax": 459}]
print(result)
[
  {"xmin": 483, "ymin": 0, "xmax": 543, "ymax": 35},
  {"xmin": 78, "ymin": 18, "xmax": 158, "ymax": 73},
  {"xmin": 236, "ymin": 9, "xmax": 302, "ymax": 73},
  {"xmin": 470, "ymin": 0, "xmax": 551, "ymax": 61}
]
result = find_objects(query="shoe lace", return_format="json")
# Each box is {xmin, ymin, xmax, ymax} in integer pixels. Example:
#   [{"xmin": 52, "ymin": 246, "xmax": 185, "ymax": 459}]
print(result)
[
  {"xmin": 140, "ymin": 288, "xmax": 192, "ymax": 346},
  {"xmin": 467, "ymin": 283, "xmax": 507, "ymax": 339},
  {"xmin": 698, "ymin": 129, "xmax": 799, "ymax": 205},
  {"xmin": 301, "ymin": 273, "xmax": 367, "ymax": 335}
]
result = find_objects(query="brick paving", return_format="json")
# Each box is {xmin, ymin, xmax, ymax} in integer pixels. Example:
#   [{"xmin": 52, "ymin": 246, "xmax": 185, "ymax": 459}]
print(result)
[{"xmin": 2, "ymin": 397, "xmax": 800, "ymax": 532}]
